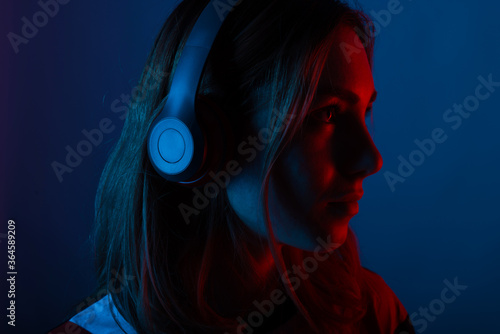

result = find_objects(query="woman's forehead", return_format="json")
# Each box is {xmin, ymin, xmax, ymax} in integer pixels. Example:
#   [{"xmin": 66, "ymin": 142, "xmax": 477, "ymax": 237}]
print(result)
[{"xmin": 317, "ymin": 23, "xmax": 375, "ymax": 104}]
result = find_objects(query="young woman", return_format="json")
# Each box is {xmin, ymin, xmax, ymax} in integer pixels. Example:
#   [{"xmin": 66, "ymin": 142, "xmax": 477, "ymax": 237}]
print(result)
[{"xmin": 49, "ymin": 0, "xmax": 415, "ymax": 333}]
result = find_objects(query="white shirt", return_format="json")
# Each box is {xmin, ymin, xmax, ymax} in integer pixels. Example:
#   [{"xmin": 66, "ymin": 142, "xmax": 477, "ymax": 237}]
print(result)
[{"xmin": 69, "ymin": 293, "xmax": 137, "ymax": 334}]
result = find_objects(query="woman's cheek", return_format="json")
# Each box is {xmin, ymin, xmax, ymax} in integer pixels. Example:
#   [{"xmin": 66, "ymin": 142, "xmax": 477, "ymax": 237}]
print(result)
[{"xmin": 298, "ymin": 134, "xmax": 336, "ymax": 191}]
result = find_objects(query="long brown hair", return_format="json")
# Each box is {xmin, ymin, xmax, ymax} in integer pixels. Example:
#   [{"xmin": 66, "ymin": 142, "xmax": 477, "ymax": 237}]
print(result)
[{"xmin": 92, "ymin": 0, "xmax": 376, "ymax": 333}]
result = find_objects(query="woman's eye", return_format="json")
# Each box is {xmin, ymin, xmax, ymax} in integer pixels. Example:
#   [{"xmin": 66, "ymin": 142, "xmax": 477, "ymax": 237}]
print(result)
[{"xmin": 311, "ymin": 105, "xmax": 339, "ymax": 124}]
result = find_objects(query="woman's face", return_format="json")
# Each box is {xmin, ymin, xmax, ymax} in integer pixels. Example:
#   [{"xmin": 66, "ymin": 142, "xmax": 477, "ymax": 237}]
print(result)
[{"xmin": 226, "ymin": 24, "xmax": 383, "ymax": 251}]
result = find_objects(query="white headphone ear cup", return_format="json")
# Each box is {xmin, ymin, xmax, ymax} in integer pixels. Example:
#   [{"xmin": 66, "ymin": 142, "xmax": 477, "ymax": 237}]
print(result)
[{"xmin": 147, "ymin": 114, "xmax": 198, "ymax": 180}]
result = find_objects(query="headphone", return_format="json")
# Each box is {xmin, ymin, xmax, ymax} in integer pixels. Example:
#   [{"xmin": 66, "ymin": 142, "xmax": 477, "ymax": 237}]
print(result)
[{"xmin": 147, "ymin": 0, "xmax": 237, "ymax": 184}]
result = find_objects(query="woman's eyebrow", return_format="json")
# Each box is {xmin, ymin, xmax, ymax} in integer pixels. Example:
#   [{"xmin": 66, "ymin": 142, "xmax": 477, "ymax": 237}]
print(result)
[{"xmin": 316, "ymin": 87, "xmax": 378, "ymax": 105}]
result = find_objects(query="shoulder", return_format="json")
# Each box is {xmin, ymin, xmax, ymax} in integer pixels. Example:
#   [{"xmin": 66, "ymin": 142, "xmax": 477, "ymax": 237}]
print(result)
[
  {"xmin": 47, "ymin": 294, "xmax": 137, "ymax": 334},
  {"xmin": 360, "ymin": 267, "xmax": 415, "ymax": 334},
  {"xmin": 362, "ymin": 267, "xmax": 405, "ymax": 308}
]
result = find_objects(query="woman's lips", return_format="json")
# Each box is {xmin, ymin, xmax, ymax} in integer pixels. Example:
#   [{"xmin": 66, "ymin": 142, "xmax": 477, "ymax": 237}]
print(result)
[{"xmin": 327, "ymin": 201, "xmax": 359, "ymax": 216}]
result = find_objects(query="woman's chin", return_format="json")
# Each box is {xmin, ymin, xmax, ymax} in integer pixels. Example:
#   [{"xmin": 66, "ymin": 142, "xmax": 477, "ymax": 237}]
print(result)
[{"xmin": 314, "ymin": 222, "xmax": 350, "ymax": 252}]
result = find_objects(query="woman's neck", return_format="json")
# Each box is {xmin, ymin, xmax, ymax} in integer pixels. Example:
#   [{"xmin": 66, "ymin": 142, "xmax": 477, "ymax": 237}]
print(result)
[{"xmin": 205, "ymin": 221, "xmax": 281, "ymax": 317}]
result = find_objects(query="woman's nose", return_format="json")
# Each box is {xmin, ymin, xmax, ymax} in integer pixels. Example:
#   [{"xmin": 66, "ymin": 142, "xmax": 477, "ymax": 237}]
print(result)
[{"xmin": 335, "ymin": 120, "xmax": 383, "ymax": 178}]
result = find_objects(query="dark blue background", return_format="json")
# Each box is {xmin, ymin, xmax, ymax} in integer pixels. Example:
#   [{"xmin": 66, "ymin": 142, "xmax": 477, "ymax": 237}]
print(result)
[{"xmin": 2, "ymin": 0, "xmax": 499, "ymax": 333}]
